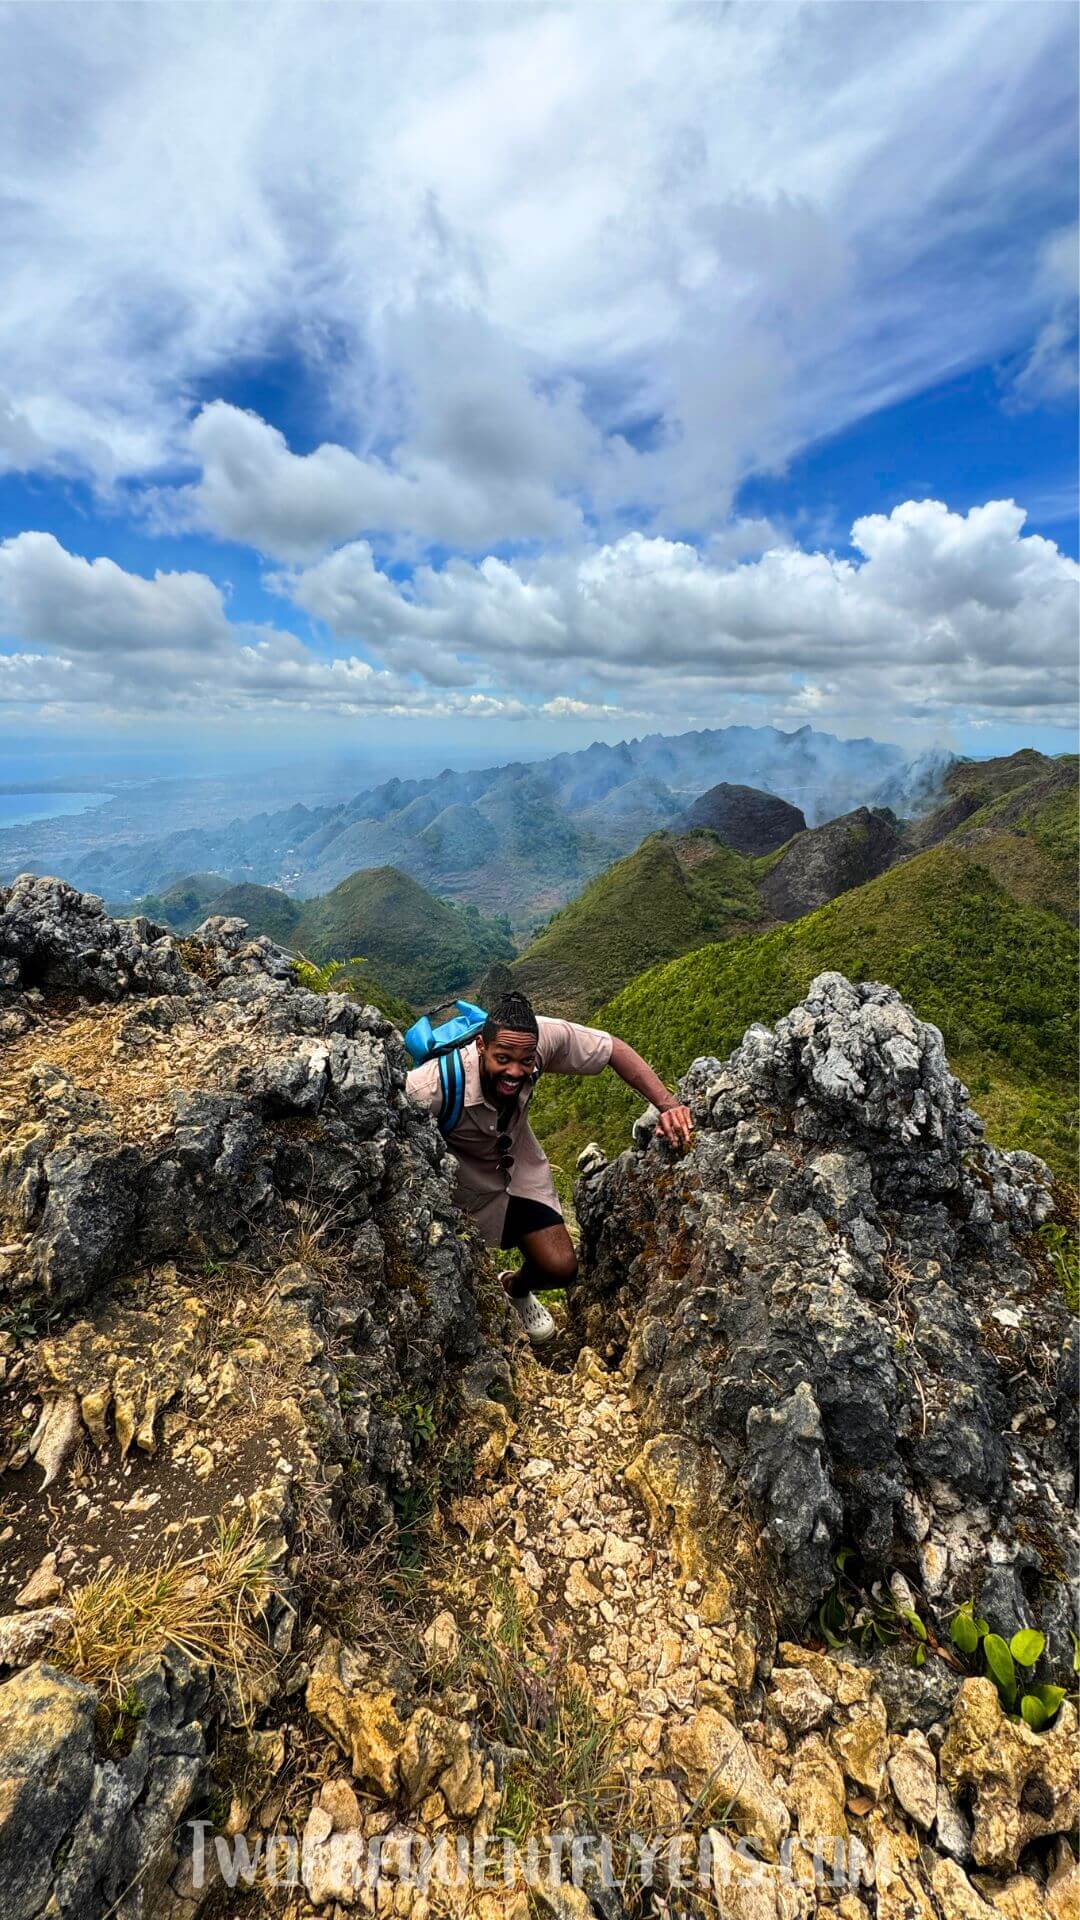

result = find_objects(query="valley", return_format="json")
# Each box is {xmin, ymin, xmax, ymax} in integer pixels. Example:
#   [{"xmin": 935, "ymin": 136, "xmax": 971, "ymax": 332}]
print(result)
[
  {"xmin": 58, "ymin": 744, "xmax": 1080, "ymax": 1188},
  {"xmin": 0, "ymin": 723, "xmax": 934, "ymax": 928},
  {"xmin": 133, "ymin": 865, "xmax": 514, "ymax": 1011}
]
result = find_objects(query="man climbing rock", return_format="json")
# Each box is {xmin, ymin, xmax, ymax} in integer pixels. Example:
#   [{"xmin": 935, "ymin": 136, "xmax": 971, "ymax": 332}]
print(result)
[{"xmin": 406, "ymin": 990, "xmax": 692, "ymax": 1344}]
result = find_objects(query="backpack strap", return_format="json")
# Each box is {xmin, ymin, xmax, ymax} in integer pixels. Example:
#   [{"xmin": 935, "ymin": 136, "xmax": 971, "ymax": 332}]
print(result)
[{"xmin": 437, "ymin": 1046, "xmax": 467, "ymax": 1137}]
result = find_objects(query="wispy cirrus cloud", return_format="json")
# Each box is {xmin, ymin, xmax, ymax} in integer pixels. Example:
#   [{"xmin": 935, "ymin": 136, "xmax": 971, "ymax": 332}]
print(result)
[
  {"xmin": 0, "ymin": 1, "xmax": 1075, "ymax": 536},
  {"xmin": 1007, "ymin": 225, "xmax": 1079, "ymax": 410}
]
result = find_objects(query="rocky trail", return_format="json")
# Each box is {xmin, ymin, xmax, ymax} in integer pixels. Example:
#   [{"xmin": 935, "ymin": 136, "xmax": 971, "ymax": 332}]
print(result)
[
  {"xmin": 449, "ymin": 1340, "xmax": 750, "ymax": 1774},
  {"xmin": 0, "ymin": 877, "xmax": 1077, "ymax": 1920}
]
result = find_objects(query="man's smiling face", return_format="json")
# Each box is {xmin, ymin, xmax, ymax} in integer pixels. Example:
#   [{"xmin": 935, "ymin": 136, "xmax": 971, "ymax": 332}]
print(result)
[{"xmin": 477, "ymin": 1026, "xmax": 538, "ymax": 1105}]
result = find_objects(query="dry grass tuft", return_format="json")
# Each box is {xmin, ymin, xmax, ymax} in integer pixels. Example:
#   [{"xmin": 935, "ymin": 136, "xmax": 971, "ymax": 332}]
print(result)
[
  {"xmin": 57, "ymin": 1519, "xmax": 280, "ymax": 1722},
  {"xmin": 293, "ymin": 1506, "xmax": 414, "ymax": 1655},
  {"xmin": 177, "ymin": 935, "xmax": 222, "ymax": 982},
  {"xmin": 466, "ymin": 1571, "xmax": 632, "ymax": 1844},
  {"xmin": 283, "ymin": 1186, "xmax": 353, "ymax": 1284}
]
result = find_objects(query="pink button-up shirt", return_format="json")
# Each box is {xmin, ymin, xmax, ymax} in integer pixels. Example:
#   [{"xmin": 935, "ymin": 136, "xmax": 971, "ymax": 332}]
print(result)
[{"xmin": 405, "ymin": 1015, "xmax": 613, "ymax": 1245}]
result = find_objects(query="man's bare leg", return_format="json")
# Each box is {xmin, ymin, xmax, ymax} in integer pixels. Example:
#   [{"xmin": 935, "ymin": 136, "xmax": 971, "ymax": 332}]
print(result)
[{"xmin": 509, "ymin": 1220, "xmax": 578, "ymax": 1294}]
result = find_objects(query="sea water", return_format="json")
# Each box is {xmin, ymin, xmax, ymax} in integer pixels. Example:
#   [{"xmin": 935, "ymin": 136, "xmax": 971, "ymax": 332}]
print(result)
[{"xmin": 0, "ymin": 791, "xmax": 111, "ymax": 827}]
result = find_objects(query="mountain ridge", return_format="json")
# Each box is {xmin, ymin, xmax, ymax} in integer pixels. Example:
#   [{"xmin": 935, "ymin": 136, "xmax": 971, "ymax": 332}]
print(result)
[
  {"xmin": 0, "ymin": 722, "xmax": 920, "ymax": 923},
  {"xmin": 508, "ymin": 751, "xmax": 1076, "ymax": 1019},
  {"xmin": 133, "ymin": 864, "xmax": 515, "ymax": 1007}
]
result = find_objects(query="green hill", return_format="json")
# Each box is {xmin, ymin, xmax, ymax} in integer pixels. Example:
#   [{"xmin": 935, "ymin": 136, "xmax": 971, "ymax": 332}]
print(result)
[
  {"xmin": 512, "ymin": 753, "xmax": 1077, "ymax": 1024},
  {"xmin": 533, "ymin": 847, "xmax": 1078, "ymax": 1184},
  {"xmin": 911, "ymin": 749, "xmax": 1063, "ymax": 842},
  {"xmin": 509, "ymin": 803, "xmax": 908, "ymax": 1020},
  {"xmin": 507, "ymin": 830, "xmax": 764, "ymax": 1018},
  {"xmin": 195, "ymin": 881, "xmax": 302, "ymax": 946},
  {"xmin": 132, "ymin": 872, "xmax": 232, "ymax": 926},
  {"xmin": 130, "ymin": 873, "xmax": 302, "ymax": 943},
  {"xmin": 928, "ymin": 755, "xmax": 1078, "ymax": 924},
  {"xmin": 293, "ymin": 865, "xmax": 514, "ymax": 1003},
  {"xmin": 131, "ymin": 864, "xmax": 514, "ymax": 1007}
]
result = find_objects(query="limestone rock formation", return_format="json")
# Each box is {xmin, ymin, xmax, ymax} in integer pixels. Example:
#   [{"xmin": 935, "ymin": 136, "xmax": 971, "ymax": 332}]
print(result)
[
  {"xmin": 678, "ymin": 782, "xmax": 807, "ymax": 856},
  {"xmin": 0, "ymin": 876, "xmax": 510, "ymax": 1918},
  {"xmin": 305, "ymin": 1636, "xmax": 497, "ymax": 1818},
  {"xmin": 939, "ymin": 1678, "xmax": 1080, "ymax": 1872},
  {"xmin": 666, "ymin": 1705, "xmax": 791, "ymax": 1859},
  {"xmin": 0, "ymin": 1654, "xmax": 211, "ymax": 1920},
  {"xmin": 0, "ymin": 871, "xmax": 189, "ymax": 1010},
  {"xmin": 757, "ymin": 807, "xmax": 903, "ymax": 921},
  {"xmin": 573, "ymin": 971, "xmax": 1076, "ymax": 1672},
  {"xmin": 2, "ymin": 885, "xmax": 1076, "ymax": 1920}
]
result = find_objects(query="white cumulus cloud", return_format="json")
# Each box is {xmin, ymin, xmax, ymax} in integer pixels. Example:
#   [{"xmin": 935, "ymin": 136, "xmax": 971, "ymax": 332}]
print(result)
[
  {"xmin": 279, "ymin": 499, "xmax": 1080, "ymax": 726},
  {"xmin": 0, "ymin": 531, "xmax": 459, "ymax": 718},
  {"xmin": 0, "ymin": 503, "xmax": 1075, "ymax": 735},
  {"xmin": 179, "ymin": 393, "xmax": 585, "ymax": 563}
]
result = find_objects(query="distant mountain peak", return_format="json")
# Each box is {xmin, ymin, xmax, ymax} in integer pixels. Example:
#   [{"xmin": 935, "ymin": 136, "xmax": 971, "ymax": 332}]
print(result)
[{"xmin": 679, "ymin": 782, "xmax": 807, "ymax": 856}]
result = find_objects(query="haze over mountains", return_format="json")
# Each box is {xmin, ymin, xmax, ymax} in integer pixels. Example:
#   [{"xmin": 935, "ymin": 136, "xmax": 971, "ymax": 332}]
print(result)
[
  {"xmin": 535, "ymin": 748, "xmax": 1078, "ymax": 1185},
  {"xmin": 0, "ymin": 724, "xmax": 944, "ymax": 928},
  {"xmin": 6, "ymin": 730, "xmax": 1074, "ymax": 1196},
  {"xmin": 503, "ymin": 749, "xmax": 1077, "ymax": 1022}
]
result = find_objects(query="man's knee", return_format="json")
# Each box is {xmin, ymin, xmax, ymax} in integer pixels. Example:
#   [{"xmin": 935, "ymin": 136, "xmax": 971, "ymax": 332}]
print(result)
[
  {"xmin": 527, "ymin": 1230, "xmax": 578, "ymax": 1287},
  {"xmin": 545, "ymin": 1237, "xmax": 579, "ymax": 1287}
]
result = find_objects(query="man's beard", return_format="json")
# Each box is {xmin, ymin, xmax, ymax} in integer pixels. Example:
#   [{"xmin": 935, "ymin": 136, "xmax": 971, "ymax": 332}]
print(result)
[{"xmin": 480, "ymin": 1067, "xmax": 527, "ymax": 1107}]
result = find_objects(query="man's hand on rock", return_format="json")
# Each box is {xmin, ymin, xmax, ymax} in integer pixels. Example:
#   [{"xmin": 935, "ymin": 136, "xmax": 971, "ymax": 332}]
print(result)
[
  {"xmin": 606, "ymin": 1040, "xmax": 694, "ymax": 1151},
  {"xmin": 657, "ymin": 1103, "xmax": 694, "ymax": 1150}
]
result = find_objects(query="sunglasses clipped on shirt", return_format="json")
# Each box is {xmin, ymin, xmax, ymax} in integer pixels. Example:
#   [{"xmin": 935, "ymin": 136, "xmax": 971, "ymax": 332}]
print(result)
[{"xmin": 495, "ymin": 1131, "xmax": 515, "ymax": 1176}]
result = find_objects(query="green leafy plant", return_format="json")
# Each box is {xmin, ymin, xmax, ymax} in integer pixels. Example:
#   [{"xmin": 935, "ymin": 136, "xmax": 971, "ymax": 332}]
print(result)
[
  {"xmin": 94, "ymin": 1685, "xmax": 146, "ymax": 1757},
  {"xmin": 436, "ymin": 1438, "xmax": 475, "ymax": 1498},
  {"xmin": 818, "ymin": 1548, "xmax": 929, "ymax": 1663},
  {"xmin": 409, "ymin": 1402, "xmax": 436, "ymax": 1448},
  {"xmin": 949, "ymin": 1605, "xmax": 1066, "ymax": 1728},
  {"xmin": 393, "ymin": 1485, "xmax": 435, "ymax": 1573},
  {"xmin": 1036, "ymin": 1215, "xmax": 1079, "ymax": 1314},
  {"xmin": 0, "ymin": 1297, "xmax": 63, "ymax": 1344},
  {"xmin": 292, "ymin": 953, "xmax": 367, "ymax": 994}
]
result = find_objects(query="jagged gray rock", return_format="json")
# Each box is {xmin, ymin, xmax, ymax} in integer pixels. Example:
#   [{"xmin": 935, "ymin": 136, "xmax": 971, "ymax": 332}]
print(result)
[
  {"xmin": 0, "ymin": 1655, "xmax": 211, "ymax": 1920},
  {"xmin": 757, "ymin": 805, "xmax": 902, "ymax": 920},
  {"xmin": 0, "ymin": 878, "xmax": 511, "ymax": 1920},
  {"xmin": 573, "ymin": 971, "xmax": 1076, "ymax": 1677},
  {"xmin": 0, "ymin": 886, "xmax": 493, "ymax": 1346},
  {"xmin": 0, "ymin": 873, "xmax": 188, "ymax": 1004}
]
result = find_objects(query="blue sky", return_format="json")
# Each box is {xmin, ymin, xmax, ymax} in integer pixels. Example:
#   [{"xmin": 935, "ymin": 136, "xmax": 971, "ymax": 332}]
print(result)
[{"xmin": 0, "ymin": 1, "xmax": 1076, "ymax": 784}]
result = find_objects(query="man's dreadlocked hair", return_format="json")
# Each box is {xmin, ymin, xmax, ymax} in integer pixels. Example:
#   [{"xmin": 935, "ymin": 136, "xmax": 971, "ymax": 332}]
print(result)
[{"xmin": 482, "ymin": 991, "xmax": 539, "ymax": 1044}]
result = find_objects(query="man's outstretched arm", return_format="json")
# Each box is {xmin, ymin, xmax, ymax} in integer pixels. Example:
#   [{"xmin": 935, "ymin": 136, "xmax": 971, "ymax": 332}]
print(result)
[{"xmin": 608, "ymin": 1036, "xmax": 693, "ymax": 1149}]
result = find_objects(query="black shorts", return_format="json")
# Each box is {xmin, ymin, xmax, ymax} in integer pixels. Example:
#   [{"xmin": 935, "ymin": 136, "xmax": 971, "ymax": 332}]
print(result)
[{"xmin": 500, "ymin": 1194, "xmax": 564, "ymax": 1250}]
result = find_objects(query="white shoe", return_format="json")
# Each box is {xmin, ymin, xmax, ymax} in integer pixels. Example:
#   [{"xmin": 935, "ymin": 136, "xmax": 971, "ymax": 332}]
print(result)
[{"xmin": 511, "ymin": 1290, "xmax": 557, "ymax": 1346}]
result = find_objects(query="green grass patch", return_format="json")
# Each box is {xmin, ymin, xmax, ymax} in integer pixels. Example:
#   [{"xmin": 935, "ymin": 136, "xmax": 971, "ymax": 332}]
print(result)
[
  {"xmin": 511, "ymin": 830, "xmax": 763, "ymax": 1019},
  {"xmin": 532, "ymin": 848, "xmax": 1078, "ymax": 1183},
  {"xmin": 937, "ymin": 759, "xmax": 1078, "ymax": 923}
]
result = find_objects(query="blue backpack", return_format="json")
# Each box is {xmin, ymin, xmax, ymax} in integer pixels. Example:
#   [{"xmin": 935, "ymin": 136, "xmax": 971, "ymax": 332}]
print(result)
[{"xmin": 404, "ymin": 1000, "xmax": 487, "ymax": 1137}]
